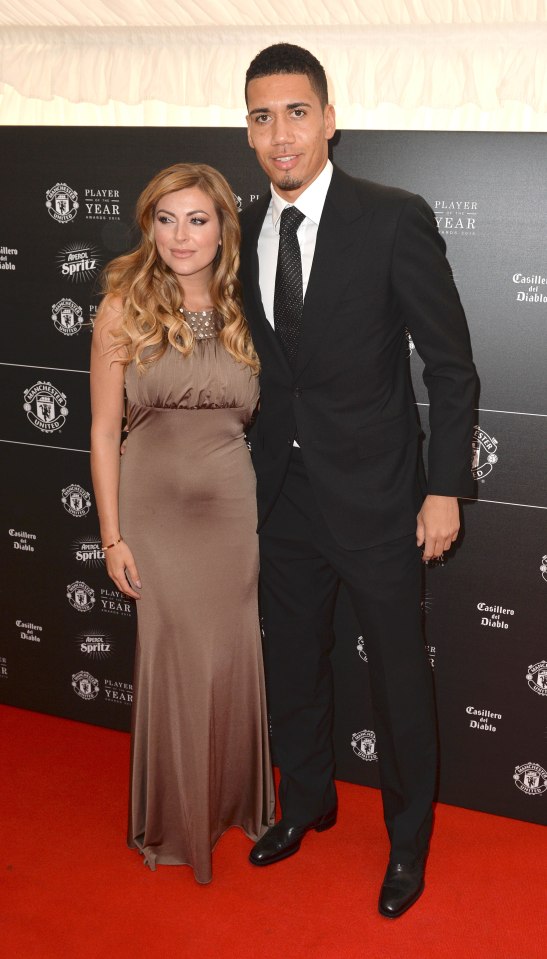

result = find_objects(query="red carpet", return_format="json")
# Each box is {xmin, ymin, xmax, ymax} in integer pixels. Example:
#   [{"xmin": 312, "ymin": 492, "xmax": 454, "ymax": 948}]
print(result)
[{"xmin": 1, "ymin": 704, "xmax": 545, "ymax": 959}]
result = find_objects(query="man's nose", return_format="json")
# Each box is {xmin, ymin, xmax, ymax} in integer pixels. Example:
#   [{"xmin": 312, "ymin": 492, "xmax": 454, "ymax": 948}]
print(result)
[{"xmin": 271, "ymin": 118, "xmax": 294, "ymax": 144}]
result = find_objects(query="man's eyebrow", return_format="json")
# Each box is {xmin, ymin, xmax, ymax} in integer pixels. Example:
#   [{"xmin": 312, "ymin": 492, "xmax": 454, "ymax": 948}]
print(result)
[{"xmin": 248, "ymin": 101, "xmax": 312, "ymax": 116}]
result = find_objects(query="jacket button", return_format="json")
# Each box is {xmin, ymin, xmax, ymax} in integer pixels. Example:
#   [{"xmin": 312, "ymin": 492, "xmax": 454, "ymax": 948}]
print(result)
[{"xmin": 293, "ymin": 387, "xmax": 301, "ymax": 397}]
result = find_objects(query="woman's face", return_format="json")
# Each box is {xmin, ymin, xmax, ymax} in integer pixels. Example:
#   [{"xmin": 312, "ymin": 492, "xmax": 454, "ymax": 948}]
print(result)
[{"xmin": 153, "ymin": 187, "xmax": 222, "ymax": 288}]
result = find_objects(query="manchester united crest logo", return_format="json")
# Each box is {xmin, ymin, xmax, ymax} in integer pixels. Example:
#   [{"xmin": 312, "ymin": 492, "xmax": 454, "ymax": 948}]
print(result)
[
  {"xmin": 66, "ymin": 581, "xmax": 95, "ymax": 612},
  {"xmin": 45, "ymin": 182, "xmax": 79, "ymax": 223},
  {"xmin": 356, "ymin": 635, "xmax": 368, "ymax": 662},
  {"xmin": 51, "ymin": 298, "xmax": 84, "ymax": 335},
  {"xmin": 526, "ymin": 661, "xmax": 547, "ymax": 697},
  {"xmin": 472, "ymin": 426, "xmax": 499, "ymax": 481},
  {"xmin": 62, "ymin": 484, "xmax": 92, "ymax": 518},
  {"xmin": 71, "ymin": 670, "xmax": 99, "ymax": 701},
  {"xmin": 351, "ymin": 729, "xmax": 378, "ymax": 762},
  {"xmin": 513, "ymin": 762, "xmax": 547, "ymax": 796},
  {"xmin": 23, "ymin": 381, "xmax": 68, "ymax": 433}
]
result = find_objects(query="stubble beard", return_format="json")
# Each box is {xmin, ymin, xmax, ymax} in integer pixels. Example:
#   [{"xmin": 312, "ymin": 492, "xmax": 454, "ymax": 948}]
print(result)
[{"xmin": 275, "ymin": 174, "xmax": 303, "ymax": 193}]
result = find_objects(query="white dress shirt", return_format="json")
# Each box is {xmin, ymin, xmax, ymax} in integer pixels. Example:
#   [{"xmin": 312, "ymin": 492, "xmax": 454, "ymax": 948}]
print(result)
[{"xmin": 257, "ymin": 159, "xmax": 333, "ymax": 328}]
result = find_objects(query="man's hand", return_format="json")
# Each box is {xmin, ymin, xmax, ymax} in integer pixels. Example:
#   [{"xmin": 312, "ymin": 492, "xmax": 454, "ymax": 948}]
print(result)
[{"xmin": 416, "ymin": 495, "xmax": 460, "ymax": 562}]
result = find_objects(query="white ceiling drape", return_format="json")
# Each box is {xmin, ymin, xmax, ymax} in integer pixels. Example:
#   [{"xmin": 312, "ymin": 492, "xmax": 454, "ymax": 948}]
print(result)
[{"xmin": 0, "ymin": 2, "xmax": 545, "ymax": 129}]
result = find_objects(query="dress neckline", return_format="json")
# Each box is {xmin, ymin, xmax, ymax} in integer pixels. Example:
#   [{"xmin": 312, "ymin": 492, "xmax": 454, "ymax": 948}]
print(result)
[{"xmin": 180, "ymin": 308, "xmax": 222, "ymax": 340}]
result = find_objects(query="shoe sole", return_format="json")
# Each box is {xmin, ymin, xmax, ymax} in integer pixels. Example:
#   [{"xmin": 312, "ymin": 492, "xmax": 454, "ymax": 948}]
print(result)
[{"xmin": 249, "ymin": 842, "xmax": 303, "ymax": 866}]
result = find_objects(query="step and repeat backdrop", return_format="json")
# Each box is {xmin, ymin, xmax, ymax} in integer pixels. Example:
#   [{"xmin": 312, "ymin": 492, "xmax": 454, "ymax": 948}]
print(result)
[{"xmin": 1, "ymin": 127, "xmax": 545, "ymax": 825}]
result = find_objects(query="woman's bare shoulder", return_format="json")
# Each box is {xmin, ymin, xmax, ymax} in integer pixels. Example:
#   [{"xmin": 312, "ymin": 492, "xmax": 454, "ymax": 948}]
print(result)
[{"xmin": 95, "ymin": 293, "xmax": 124, "ymax": 332}]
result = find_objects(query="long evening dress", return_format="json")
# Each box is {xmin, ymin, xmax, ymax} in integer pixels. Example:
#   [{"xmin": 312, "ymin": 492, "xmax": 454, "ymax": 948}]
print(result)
[{"xmin": 119, "ymin": 309, "xmax": 274, "ymax": 883}]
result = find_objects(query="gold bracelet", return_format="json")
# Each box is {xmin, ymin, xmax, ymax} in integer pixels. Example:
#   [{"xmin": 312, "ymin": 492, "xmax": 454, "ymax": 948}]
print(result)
[{"xmin": 102, "ymin": 536, "xmax": 123, "ymax": 551}]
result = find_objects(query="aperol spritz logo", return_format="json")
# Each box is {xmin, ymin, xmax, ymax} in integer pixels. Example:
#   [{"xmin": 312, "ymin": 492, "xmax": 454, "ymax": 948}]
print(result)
[
  {"xmin": 57, "ymin": 243, "xmax": 101, "ymax": 282},
  {"xmin": 72, "ymin": 537, "xmax": 104, "ymax": 566},
  {"xmin": 77, "ymin": 631, "xmax": 113, "ymax": 660}
]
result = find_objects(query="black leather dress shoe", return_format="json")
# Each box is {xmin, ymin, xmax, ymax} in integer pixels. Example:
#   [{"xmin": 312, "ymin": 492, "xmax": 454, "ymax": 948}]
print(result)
[
  {"xmin": 378, "ymin": 859, "xmax": 426, "ymax": 918},
  {"xmin": 249, "ymin": 809, "xmax": 337, "ymax": 866}
]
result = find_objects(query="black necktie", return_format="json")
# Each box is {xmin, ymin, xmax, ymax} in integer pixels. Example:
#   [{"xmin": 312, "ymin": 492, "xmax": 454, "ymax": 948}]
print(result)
[{"xmin": 274, "ymin": 206, "xmax": 305, "ymax": 364}]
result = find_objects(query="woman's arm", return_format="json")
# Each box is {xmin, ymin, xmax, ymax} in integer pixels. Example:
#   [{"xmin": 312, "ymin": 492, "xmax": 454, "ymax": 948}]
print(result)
[{"xmin": 90, "ymin": 295, "xmax": 141, "ymax": 599}]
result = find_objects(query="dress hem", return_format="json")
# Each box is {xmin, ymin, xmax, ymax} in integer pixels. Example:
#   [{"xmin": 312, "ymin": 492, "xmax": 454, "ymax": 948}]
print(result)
[{"xmin": 128, "ymin": 819, "xmax": 272, "ymax": 884}]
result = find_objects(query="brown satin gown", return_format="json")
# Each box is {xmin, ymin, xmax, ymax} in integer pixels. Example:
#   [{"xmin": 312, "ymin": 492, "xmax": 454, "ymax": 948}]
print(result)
[{"xmin": 119, "ymin": 309, "xmax": 274, "ymax": 883}]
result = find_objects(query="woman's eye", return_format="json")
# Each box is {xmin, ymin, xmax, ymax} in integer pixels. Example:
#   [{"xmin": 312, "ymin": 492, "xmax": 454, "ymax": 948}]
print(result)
[
  {"xmin": 157, "ymin": 215, "xmax": 172, "ymax": 224},
  {"xmin": 190, "ymin": 217, "xmax": 207, "ymax": 226}
]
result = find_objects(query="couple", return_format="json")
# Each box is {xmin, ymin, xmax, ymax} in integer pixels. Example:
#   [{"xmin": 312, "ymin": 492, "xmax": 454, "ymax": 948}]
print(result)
[{"xmin": 90, "ymin": 44, "xmax": 478, "ymax": 916}]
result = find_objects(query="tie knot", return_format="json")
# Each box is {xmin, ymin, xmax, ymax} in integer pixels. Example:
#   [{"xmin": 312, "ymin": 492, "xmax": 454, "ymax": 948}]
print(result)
[{"xmin": 279, "ymin": 205, "xmax": 305, "ymax": 237}]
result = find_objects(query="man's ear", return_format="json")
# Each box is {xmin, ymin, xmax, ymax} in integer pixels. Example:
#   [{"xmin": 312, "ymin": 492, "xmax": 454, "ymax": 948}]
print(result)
[
  {"xmin": 246, "ymin": 118, "xmax": 255, "ymax": 150},
  {"xmin": 324, "ymin": 104, "xmax": 336, "ymax": 141}
]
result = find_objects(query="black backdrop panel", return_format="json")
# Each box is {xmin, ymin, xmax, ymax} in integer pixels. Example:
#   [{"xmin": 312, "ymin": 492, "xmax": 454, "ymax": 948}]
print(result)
[{"xmin": 1, "ymin": 127, "xmax": 545, "ymax": 824}]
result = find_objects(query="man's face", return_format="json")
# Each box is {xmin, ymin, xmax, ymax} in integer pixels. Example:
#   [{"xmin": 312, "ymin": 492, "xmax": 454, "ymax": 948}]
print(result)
[{"xmin": 246, "ymin": 73, "xmax": 335, "ymax": 201}]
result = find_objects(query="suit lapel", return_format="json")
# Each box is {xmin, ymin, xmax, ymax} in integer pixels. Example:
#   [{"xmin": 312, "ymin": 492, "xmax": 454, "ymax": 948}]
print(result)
[{"xmin": 294, "ymin": 167, "xmax": 375, "ymax": 378}]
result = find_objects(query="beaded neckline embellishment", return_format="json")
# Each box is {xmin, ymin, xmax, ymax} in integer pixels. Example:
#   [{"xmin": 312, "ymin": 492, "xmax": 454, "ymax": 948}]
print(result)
[{"xmin": 179, "ymin": 308, "xmax": 222, "ymax": 340}]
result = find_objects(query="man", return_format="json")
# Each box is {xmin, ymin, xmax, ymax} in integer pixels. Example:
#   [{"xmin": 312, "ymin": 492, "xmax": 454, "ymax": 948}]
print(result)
[{"xmin": 239, "ymin": 43, "xmax": 478, "ymax": 918}]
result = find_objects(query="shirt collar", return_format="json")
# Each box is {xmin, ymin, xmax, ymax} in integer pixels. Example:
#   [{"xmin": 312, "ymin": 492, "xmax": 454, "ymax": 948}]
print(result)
[{"xmin": 270, "ymin": 159, "xmax": 333, "ymax": 232}]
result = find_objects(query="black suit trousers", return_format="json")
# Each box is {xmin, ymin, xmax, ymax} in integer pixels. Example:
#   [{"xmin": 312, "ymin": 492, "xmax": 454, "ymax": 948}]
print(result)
[{"xmin": 259, "ymin": 449, "xmax": 437, "ymax": 864}]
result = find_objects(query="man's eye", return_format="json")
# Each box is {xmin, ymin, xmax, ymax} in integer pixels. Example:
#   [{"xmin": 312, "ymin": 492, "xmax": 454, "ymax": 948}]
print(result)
[
  {"xmin": 255, "ymin": 114, "xmax": 270, "ymax": 123},
  {"xmin": 292, "ymin": 110, "xmax": 306, "ymax": 118}
]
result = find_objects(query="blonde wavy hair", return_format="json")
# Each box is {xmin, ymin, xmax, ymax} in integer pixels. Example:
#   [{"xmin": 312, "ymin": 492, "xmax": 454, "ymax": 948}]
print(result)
[{"xmin": 102, "ymin": 163, "xmax": 258, "ymax": 373}]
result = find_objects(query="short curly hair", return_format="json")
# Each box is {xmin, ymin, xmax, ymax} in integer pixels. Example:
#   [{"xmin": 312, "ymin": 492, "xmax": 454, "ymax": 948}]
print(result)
[{"xmin": 245, "ymin": 43, "xmax": 329, "ymax": 108}]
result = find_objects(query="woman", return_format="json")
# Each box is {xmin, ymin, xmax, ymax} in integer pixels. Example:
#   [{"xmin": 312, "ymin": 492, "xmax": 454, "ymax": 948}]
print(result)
[{"xmin": 90, "ymin": 163, "xmax": 274, "ymax": 884}]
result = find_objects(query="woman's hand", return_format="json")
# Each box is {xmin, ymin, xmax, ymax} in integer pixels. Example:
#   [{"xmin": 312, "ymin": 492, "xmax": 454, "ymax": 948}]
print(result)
[{"xmin": 104, "ymin": 540, "xmax": 142, "ymax": 599}]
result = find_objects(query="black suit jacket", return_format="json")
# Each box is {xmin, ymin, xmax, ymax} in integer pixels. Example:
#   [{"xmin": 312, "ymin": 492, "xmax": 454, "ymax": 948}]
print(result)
[{"xmin": 240, "ymin": 165, "xmax": 478, "ymax": 550}]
